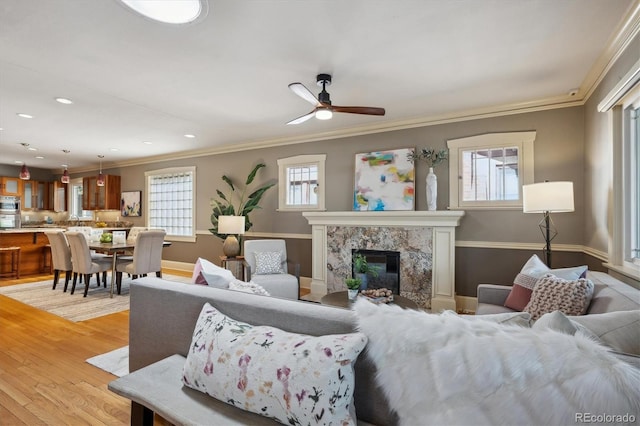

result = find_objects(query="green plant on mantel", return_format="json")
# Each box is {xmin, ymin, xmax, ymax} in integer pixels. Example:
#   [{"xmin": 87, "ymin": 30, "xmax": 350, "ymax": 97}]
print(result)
[
  {"xmin": 209, "ymin": 163, "xmax": 275, "ymax": 239},
  {"xmin": 408, "ymin": 148, "xmax": 448, "ymax": 168},
  {"xmin": 345, "ymin": 277, "xmax": 362, "ymax": 290}
]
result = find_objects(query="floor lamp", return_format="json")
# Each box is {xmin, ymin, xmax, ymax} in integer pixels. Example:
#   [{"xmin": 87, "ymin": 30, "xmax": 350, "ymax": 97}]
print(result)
[
  {"xmin": 218, "ymin": 215, "xmax": 245, "ymax": 258},
  {"xmin": 523, "ymin": 181, "xmax": 574, "ymax": 267}
]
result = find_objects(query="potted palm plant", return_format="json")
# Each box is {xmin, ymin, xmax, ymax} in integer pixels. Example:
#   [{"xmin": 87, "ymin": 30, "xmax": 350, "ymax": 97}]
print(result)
[
  {"xmin": 353, "ymin": 253, "xmax": 380, "ymax": 290},
  {"xmin": 345, "ymin": 277, "xmax": 362, "ymax": 301}
]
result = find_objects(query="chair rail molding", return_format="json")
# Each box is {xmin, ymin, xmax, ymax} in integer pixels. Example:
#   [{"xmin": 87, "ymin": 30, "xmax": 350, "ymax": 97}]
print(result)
[{"xmin": 303, "ymin": 210, "xmax": 465, "ymax": 312}]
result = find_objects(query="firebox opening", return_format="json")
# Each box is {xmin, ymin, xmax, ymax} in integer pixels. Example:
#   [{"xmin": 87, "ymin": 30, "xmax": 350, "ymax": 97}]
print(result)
[{"xmin": 352, "ymin": 249, "xmax": 401, "ymax": 294}]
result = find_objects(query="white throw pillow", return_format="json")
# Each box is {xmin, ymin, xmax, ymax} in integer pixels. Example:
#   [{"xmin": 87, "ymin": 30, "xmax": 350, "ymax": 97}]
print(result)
[
  {"xmin": 228, "ymin": 279, "xmax": 271, "ymax": 296},
  {"xmin": 254, "ymin": 251, "xmax": 284, "ymax": 275},
  {"xmin": 195, "ymin": 257, "xmax": 234, "ymax": 288},
  {"xmin": 353, "ymin": 299, "xmax": 640, "ymax": 426},
  {"xmin": 182, "ymin": 303, "xmax": 368, "ymax": 425}
]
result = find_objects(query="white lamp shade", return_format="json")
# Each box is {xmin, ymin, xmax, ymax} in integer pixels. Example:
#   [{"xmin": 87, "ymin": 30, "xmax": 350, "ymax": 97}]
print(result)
[
  {"xmin": 218, "ymin": 215, "xmax": 245, "ymax": 235},
  {"xmin": 523, "ymin": 181, "xmax": 574, "ymax": 213}
]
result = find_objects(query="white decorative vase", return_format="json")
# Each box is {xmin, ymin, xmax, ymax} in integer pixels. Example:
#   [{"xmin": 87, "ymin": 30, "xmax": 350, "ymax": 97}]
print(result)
[
  {"xmin": 347, "ymin": 289, "xmax": 359, "ymax": 301},
  {"xmin": 426, "ymin": 167, "xmax": 437, "ymax": 211}
]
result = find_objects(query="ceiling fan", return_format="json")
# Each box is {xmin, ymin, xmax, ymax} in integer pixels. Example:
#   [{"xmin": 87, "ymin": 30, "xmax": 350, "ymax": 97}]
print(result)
[{"xmin": 286, "ymin": 74, "xmax": 386, "ymax": 125}]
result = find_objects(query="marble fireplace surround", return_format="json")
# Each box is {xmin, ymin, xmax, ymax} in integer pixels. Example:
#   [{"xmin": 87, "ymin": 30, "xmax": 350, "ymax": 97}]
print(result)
[{"xmin": 303, "ymin": 211, "xmax": 465, "ymax": 311}]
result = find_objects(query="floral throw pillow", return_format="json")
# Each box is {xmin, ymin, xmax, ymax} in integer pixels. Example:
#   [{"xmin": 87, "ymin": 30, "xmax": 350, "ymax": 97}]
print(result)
[
  {"xmin": 254, "ymin": 251, "xmax": 284, "ymax": 275},
  {"xmin": 182, "ymin": 303, "xmax": 368, "ymax": 425},
  {"xmin": 228, "ymin": 279, "xmax": 271, "ymax": 296}
]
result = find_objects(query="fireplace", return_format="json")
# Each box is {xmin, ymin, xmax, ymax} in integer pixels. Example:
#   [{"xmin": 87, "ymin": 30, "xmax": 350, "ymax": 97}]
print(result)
[
  {"xmin": 303, "ymin": 211, "xmax": 465, "ymax": 311},
  {"xmin": 352, "ymin": 249, "xmax": 400, "ymax": 294}
]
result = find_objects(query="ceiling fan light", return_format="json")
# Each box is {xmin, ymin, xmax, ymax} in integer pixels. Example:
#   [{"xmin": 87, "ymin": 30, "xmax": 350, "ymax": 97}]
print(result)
[
  {"xmin": 19, "ymin": 164, "xmax": 30, "ymax": 180},
  {"xmin": 61, "ymin": 168, "xmax": 70, "ymax": 184},
  {"xmin": 315, "ymin": 108, "xmax": 333, "ymax": 120}
]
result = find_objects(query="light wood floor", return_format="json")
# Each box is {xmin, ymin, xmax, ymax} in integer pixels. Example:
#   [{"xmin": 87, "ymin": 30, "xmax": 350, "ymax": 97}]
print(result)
[
  {"xmin": 0, "ymin": 269, "xmax": 191, "ymax": 425},
  {"xmin": 0, "ymin": 270, "xmax": 310, "ymax": 425}
]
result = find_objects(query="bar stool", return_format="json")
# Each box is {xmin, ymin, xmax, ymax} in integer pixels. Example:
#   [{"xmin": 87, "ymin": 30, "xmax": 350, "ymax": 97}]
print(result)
[
  {"xmin": 42, "ymin": 244, "xmax": 53, "ymax": 274},
  {"xmin": 0, "ymin": 246, "xmax": 21, "ymax": 279}
]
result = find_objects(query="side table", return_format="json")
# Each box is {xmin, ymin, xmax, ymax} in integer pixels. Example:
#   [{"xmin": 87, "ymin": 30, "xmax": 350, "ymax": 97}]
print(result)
[{"xmin": 220, "ymin": 255, "xmax": 245, "ymax": 280}]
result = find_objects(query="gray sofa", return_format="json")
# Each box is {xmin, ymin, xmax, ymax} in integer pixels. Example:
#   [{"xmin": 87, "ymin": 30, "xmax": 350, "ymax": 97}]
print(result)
[
  {"xmin": 108, "ymin": 277, "xmax": 396, "ymax": 426},
  {"xmin": 476, "ymin": 271, "xmax": 640, "ymax": 315}
]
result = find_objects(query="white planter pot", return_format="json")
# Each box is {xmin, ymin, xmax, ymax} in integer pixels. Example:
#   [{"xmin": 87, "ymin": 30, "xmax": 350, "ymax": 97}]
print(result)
[{"xmin": 347, "ymin": 289, "xmax": 359, "ymax": 301}]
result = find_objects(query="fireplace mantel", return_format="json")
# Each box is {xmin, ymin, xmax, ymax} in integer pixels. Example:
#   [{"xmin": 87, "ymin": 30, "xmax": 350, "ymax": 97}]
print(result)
[{"xmin": 303, "ymin": 210, "xmax": 465, "ymax": 311}]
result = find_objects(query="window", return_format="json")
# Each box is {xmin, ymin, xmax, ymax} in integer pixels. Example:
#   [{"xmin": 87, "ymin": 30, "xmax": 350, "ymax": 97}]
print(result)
[
  {"xmin": 447, "ymin": 131, "xmax": 535, "ymax": 209},
  {"xmin": 69, "ymin": 178, "xmax": 92, "ymax": 219},
  {"xmin": 599, "ymin": 61, "xmax": 639, "ymax": 277},
  {"xmin": 145, "ymin": 166, "xmax": 196, "ymax": 242},
  {"xmin": 277, "ymin": 154, "xmax": 326, "ymax": 211}
]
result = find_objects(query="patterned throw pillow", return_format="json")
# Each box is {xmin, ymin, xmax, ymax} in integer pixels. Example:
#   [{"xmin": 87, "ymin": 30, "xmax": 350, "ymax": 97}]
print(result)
[
  {"xmin": 228, "ymin": 279, "xmax": 271, "ymax": 296},
  {"xmin": 524, "ymin": 274, "xmax": 595, "ymax": 320},
  {"xmin": 254, "ymin": 251, "xmax": 284, "ymax": 275},
  {"xmin": 504, "ymin": 255, "xmax": 587, "ymax": 311},
  {"xmin": 182, "ymin": 303, "xmax": 368, "ymax": 425}
]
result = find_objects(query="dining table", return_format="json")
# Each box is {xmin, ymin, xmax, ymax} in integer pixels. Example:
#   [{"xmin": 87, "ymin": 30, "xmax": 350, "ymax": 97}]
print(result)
[{"xmin": 88, "ymin": 240, "xmax": 171, "ymax": 298}]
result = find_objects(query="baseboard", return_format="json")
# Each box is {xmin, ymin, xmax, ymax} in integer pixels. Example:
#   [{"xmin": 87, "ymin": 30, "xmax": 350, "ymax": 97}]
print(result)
[
  {"xmin": 161, "ymin": 260, "xmax": 194, "ymax": 273},
  {"xmin": 455, "ymin": 295, "xmax": 477, "ymax": 314}
]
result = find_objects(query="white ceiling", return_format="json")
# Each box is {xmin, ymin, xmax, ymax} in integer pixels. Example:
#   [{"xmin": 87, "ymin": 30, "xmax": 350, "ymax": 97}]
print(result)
[{"xmin": 0, "ymin": 0, "xmax": 637, "ymax": 172}]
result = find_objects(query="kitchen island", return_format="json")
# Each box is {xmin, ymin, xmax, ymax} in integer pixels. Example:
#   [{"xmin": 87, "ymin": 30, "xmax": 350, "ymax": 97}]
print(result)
[{"xmin": 0, "ymin": 226, "xmax": 131, "ymax": 277}]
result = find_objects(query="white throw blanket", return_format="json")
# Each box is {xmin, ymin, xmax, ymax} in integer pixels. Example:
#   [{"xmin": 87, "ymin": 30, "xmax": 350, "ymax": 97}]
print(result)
[{"xmin": 353, "ymin": 300, "xmax": 640, "ymax": 426}]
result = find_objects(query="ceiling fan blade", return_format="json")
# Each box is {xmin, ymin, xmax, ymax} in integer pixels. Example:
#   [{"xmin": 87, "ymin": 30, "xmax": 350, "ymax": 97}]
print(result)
[
  {"xmin": 288, "ymin": 83, "xmax": 320, "ymax": 106},
  {"xmin": 286, "ymin": 110, "xmax": 317, "ymax": 125},
  {"xmin": 332, "ymin": 106, "xmax": 386, "ymax": 116}
]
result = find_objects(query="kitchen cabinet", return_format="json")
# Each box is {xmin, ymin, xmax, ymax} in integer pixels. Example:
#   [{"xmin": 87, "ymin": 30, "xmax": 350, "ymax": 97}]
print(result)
[
  {"xmin": 83, "ymin": 175, "xmax": 121, "ymax": 210},
  {"xmin": 21, "ymin": 180, "xmax": 46, "ymax": 210},
  {"xmin": 0, "ymin": 177, "xmax": 22, "ymax": 196},
  {"xmin": 47, "ymin": 181, "xmax": 67, "ymax": 212}
]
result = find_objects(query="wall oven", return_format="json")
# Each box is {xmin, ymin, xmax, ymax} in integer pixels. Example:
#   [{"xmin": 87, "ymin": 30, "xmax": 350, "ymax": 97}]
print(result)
[
  {"xmin": 0, "ymin": 196, "xmax": 21, "ymax": 229},
  {"xmin": 0, "ymin": 196, "xmax": 20, "ymax": 213}
]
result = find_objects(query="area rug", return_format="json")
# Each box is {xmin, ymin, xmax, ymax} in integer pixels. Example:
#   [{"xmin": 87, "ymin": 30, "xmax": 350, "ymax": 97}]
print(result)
[
  {"xmin": 0, "ymin": 274, "xmax": 191, "ymax": 322},
  {"xmin": 87, "ymin": 345, "xmax": 129, "ymax": 377}
]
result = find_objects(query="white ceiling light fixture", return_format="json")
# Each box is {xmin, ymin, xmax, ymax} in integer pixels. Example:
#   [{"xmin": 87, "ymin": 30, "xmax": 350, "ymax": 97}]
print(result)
[
  {"xmin": 184, "ymin": 134, "xmax": 196, "ymax": 138},
  {"xmin": 55, "ymin": 97, "xmax": 73, "ymax": 104},
  {"xmin": 17, "ymin": 113, "xmax": 33, "ymax": 119},
  {"xmin": 119, "ymin": 0, "xmax": 208, "ymax": 25},
  {"xmin": 315, "ymin": 107, "xmax": 333, "ymax": 120}
]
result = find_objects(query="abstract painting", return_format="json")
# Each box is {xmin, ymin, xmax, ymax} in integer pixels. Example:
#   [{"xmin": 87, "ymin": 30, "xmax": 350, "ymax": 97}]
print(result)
[
  {"xmin": 354, "ymin": 148, "xmax": 415, "ymax": 211},
  {"xmin": 121, "ymin": 190, "xmax": 142, "ymax": 217}
]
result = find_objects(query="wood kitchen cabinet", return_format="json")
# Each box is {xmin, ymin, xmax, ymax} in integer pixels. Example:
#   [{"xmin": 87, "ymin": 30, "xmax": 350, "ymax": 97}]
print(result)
[
  {"xmin": 47, "ymin": 181, "xmax": 67, "ymax": 212},
  {"xmin": 21, "ymin": 180, "xmax": 45, "ymax": 210},
  {"xmin": 83, "ymin": 175, "xmax": 121, "ymax": 210},
  {"xmin": 0, "ymin": 177, "xmax": 22, "ymax": 196}
]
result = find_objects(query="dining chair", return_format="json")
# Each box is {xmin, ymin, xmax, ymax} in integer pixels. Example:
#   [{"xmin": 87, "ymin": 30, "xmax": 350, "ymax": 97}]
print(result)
[
  {"xmin": 123, "ymin": 226, "xmax": 147, "ymax": 255},
  {"xmin": 66, "ymin": 232, "xmax": 112, "ymax": 297},
  {"xmin": 115, "ymin": 229, "xmax": 166, "ymax": 294},
  {"xmin": 243, "ymin": 239, "xmax": 300, "ymax": 299},
  {"xmin": 67, "ymin": 225, "xmax": 112, "ymax": 262},
  {"xmin": 44, "ymin": 230, "xmax": 73, "ymax": 292}
]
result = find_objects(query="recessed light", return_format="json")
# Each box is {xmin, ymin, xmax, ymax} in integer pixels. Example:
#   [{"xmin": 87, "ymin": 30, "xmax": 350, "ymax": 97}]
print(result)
[
  {"xmin": 17, "ymin": 113, "xmax": 33, "ymax": 119},
  {"xmin": 14, "ymin": 160, "xmax": 23, "ymax": 164},
  {"xmin": 184, "ymin": 134, "xmax": 196, "ymax": 138},
  {"xmin": 0, "ymin": 128, "xmax": 3, "ymax": 131},
  {"xmin": 143, "ymin": 141, "xmax": 153, "ymax": 145},
  {"xmin": 61, "ymin": 164, "xmax": 68, "ymax": 168},
  {"xmin": 27, "ymin": 147, "xmax": 37, "ymax": 151},
  {"xmin": 35, "ymin": 156, "xmax": 44, "ymax": 159},
  {"xmin": 110, "ymin": 148, "xmax": 119, "ymax": 152},
  {"xmin": 119, "ymin": 0, "xmax": 208, "ymax": 24},
  {"xmin": 55, "ymin": 97, "xmax": 73, "ymax": 104}
]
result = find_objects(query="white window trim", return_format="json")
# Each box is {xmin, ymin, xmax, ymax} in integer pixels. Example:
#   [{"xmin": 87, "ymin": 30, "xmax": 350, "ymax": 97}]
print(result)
[
  {"xmin": 277, "ymin": 154, "xmax": 326, "ymax": 212},
  {"xmin": 145, "ymin": 166, "xmax": 196, "ymax": 243},
  {"xmin": 447, "ymin": 131, "xmax": 535, "ymax": 210},
  {"xmin": 608, "ymin": 83, "xmax": 640, "ymax": 278}
]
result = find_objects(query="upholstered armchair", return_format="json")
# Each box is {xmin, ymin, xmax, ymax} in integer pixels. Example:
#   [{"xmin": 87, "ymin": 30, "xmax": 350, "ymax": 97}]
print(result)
[{"xmin": 243, "ymin": 239, "xmax": 300, "ymax": 299}]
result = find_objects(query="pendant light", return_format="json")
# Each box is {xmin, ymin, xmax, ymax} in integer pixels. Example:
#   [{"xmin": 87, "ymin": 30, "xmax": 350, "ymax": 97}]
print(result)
[
  {"xmin": 18, "ymin": 142, "xmax": 31, "ymax": 180},
  {"xmin": 61, "ymin": 149, "xmax": 70, "ymax": 184},
  {"xmin": 97, "ymin": 155, "xmax": 105, "ymax": 187},
  {"xmin": 19, "ymin": 163, "xmax": 30, "ymax": 180}
]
